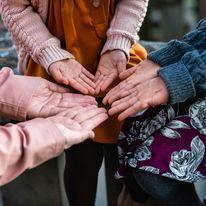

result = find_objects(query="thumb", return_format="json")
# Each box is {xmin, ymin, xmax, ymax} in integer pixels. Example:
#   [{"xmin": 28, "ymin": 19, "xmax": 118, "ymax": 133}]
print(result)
[{"xmin": 50, "ymin": 68, "xmax": 69, "ymax": 86}]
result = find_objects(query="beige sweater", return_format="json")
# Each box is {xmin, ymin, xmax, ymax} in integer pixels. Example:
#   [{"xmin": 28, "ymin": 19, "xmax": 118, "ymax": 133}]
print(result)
[{"xmin": 0, "ymin": 0, "xmax": 149, "ymax": 74}]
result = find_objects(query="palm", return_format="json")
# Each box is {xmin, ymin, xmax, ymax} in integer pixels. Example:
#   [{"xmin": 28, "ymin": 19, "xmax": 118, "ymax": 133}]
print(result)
[
  {"xmin": 27, "ymin": 80, "xmax": 96, "ymax": 119},
  {"xmin": 49, "ymin": 59, "xmax": 96, "ymax": 95},
  {"xmin": 95, "ymin": 50, "xmax": 126, "ymax": 94}
]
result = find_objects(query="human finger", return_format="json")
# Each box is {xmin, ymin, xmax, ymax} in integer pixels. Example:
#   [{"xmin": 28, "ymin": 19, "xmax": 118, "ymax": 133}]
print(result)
[
  {"xmin": 51, "ymin": 68, "xmax": 69, "ymax": 85},
  {"xmin": 75, "ymin": 107, "xmax": 107, "ymax": 123},
  {"xmin": 76, "ymin": 77, "xmax": 95, "ymax": 95},
  {"xmin": 81, "ymin": 113, "xmax": 108, "ymax": 130},
  {"xmin": 119, "ymin": 67, "xmax": 137, "ymax": 80},
  {"xmin": 108, "ymin": 95, "xmax": 137, "ymax": 116},
  {"xmin": 118, "ymin": 101, "xmax": 148, "ymax": 121},
  {"xmin": 95, "ymin": 74, "xmax": 104, "ymax": 94},
  {"xmin": 82, "ymin": 68, "xmax": 95, "ymax": 80},
  {"xmin": 80, "ymin": 73, "xmax": 96, "ymax": 88},
  {"xmin": 69, "ymin": 78, "xmax": 89, "ymax": 94},
  {"xmin": 100, "ymin": 74, "xmax": 117, "ymax": 92}
]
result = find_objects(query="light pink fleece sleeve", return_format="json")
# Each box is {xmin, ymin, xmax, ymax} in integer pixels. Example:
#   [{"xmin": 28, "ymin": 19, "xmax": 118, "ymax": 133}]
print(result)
[
  {"xmin": 0, "ymin": 67, "xmax": 42, "ymax": 121},
  {"xmin": 102, "ymin": 0, "xmax": 149, "ymax": 58},
  {"xmin": 0, "ymin": 67, "xmax": 66, "ymax": 185},
  {"xmin": 0, "ymin": 118, "xmax": 66, "ymax": 186},
  {"xmin": 0, "ymin": 0, "xmax": 74, "ymax": 72}
]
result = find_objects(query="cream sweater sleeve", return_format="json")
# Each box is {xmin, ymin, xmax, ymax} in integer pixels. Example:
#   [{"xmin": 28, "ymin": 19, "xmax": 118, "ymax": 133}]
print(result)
[
  {"xmin": 101, "ymin": 0, "xmax": 149, "ymax": 58},
  {"xmin": 0, "ymin": 0, "xmax": 74, "ymax": 72}
]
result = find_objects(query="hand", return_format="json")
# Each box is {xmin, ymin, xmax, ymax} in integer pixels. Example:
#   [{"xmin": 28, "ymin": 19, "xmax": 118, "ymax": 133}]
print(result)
[
  {"xmin": 49, "ymin": 59, "xmax": 96, "ymax": 94},
  {"xmin": 27, "ymin": 79, "xmax": 97, "ymax": 119},
  {"xmin": 103, "ymin": 59, "xmax": 160, "ymax": 105},
  {"xmin": 48, "ymin": 105, "xmax": 108, "ymax": 147},
  {"xmin": 95, "ymin": 50, "xmax": 127, "ymax": 94},
  {"xmin": 106, "ymin": 77, "xmax": 169, "ymax": 121}
]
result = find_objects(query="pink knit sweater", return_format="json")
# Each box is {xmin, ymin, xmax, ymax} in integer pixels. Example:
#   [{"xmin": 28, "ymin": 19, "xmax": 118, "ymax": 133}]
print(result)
[{"xmin": 0, "ymin": 0, "xmax": 149, "ymax": 74}]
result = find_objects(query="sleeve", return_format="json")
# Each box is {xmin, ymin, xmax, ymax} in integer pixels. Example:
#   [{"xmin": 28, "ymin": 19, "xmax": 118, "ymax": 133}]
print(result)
[
  {"xmin": 0, "ymin": 0, "xmax": 74, "ymax": 72},
  {"xmin": 0, "ymin": 67, "xmax": 42, "ymax": 121},
  {"xmin": 101, "ymin": 0, "xmax": 149, "ymax": 59},
  {"xmin": 148, "ymin": 18, "xmax": 206, "ymax": 66},
  {"xmin": 158, "ymin": 49, "xmax": 206, "ymax": 104},
  {"xmin": 0, "ymin": 118, "xmax": 66, "ymax": 186}
]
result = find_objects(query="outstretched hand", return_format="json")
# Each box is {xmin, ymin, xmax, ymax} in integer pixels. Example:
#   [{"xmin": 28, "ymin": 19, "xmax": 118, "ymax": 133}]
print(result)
[
  {"xmin": 48, "ymin": 105, "xmax": 108, "ymax": 147},
  {"xmin": 103, "ymin": 60, "xmax": 169, "ymax": 121},
  {"xmin": 94, "ymin": 50, "xmax": 127, "ymax": 94},
  {"xmin": 49, "ymin": 59, "xmax": 96, "ymax": 95},
  {"xmin": 27, "ymin": 79, "xmax": 97, "ymax": 119}
]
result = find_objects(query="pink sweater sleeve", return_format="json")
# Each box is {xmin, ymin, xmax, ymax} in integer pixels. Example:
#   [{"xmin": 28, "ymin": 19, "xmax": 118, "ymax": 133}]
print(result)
[
  {"xmin": 0, "ymin": 67, "xmax": 42, "ymax": 121},
  {"xmin": 102, "ymin": 0, "xmax": 149, "ymax": 58},
  {"xmin": 0, "ymin": 118, "xmax": 66, "ymax": 186},
  {"xmin": 0, "ymin": 0, "xmax": 74, "ymax": 72}
]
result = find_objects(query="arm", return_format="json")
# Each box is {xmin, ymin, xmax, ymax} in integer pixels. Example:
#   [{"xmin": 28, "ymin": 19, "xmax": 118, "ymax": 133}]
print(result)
[
  {"xmin": 0, "ymin": 118, "xmax": 65, "ymax": 186},
  {"xmin": 0, "ymin": 67, "xmax": 41, "ymax": 121},
  {"xmin": 157, "ymin": 49, "xmax": 206, "ymax": 104},
  {"xmin": 0, "ymin": 0, "xmax": 73, "ymax": 72},
  {"xmin": 149, "ymin": 19, "xmax": 206, "ymax": 67},
  {"xmin": 101, "ymin": 0, "xmax": 149, "ymax": 58},
  {"xmin": 147, "ymin": 19, "xmax": 206, "ymax": 104}
]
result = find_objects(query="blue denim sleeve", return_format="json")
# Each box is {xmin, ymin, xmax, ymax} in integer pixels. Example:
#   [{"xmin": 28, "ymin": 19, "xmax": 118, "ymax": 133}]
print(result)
[
  {"xmin": 148, "ymin": 18, "xmax": 206, "ymax": 66},
  {"xmin": 158, "ymin": 49, "xmax": 206, "ymax": 104}
]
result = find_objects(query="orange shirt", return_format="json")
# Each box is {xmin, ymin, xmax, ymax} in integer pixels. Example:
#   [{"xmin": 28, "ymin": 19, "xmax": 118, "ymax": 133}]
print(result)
[{"xmin": 26, "ymin": 0, "xmax": 147, "ymax": 143}]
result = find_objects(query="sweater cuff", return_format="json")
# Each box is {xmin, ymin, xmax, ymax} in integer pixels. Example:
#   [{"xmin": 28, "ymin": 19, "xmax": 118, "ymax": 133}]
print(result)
[
  {"xmin": 148, "ymin": 43, "xmax": 182, "ymax": 67},
  {"xmin": 158, "ymin": 61, "xmax": 196, "ymax": 104},
  {"xmin": 101, "ymin": 35, "xmax": 132, "ymax": 60},
  {"xmin": 38, "ymin": 46, "xmax": 74, "ymax": 73}
]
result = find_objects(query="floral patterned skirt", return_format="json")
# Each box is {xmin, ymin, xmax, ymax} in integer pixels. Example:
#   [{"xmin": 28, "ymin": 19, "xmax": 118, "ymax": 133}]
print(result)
[{"xmin": 116, "ymin": 98, "xmax": 206, "ymax": 183}]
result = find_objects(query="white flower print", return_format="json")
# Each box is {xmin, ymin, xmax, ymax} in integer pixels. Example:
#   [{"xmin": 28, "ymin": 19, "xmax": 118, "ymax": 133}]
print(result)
[
  {"xmin": 128, "ymin": 136, "xmax": 154, "ymax": 168},
  {"xmin": 189, "ymin": 99, "xmax": 206, "ymax": 135},
  {"xmin": 162, "ymin": 136, "xmax": 206, "ymax": 182},
  {"xmin": 139, "ymin": 166, "xmax": 160, "ymax": 175},
  {"xmin": 140, "ymin": 110, "xmax": 167, "ymax": 140},
  {"xmin": 161, "ymin": 127, "xmax": 181, "ymax": 139},
  {"xmin": 167, "ymin": 105, "xmax": 176, "ymax": 121},
  {"xmin": 119, "ymin": 131, "xmax": 126, "ymax": 140}
]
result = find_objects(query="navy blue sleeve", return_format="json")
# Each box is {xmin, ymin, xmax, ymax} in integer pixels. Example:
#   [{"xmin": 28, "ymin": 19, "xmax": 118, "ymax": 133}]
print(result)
[
  {"xmin": 148, "ymin": 18, "xmax": 206, "ymax": 66},
  {"xmin": 158, "ymin": 49, "xmax": 206, "ymax": 104}
]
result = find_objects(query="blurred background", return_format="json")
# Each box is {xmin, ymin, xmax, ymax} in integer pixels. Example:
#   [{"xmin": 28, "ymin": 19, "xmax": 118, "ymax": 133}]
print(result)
[{"xmin": 139, "ymin": 0, "xmax": 205, "ymax": 41}]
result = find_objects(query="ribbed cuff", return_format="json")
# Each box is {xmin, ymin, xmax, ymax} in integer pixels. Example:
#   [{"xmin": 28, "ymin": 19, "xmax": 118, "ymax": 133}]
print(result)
[
  {"xmin": 158, "ymin": 61, "xmax": 196, "ymax": 104},
  {"xmin": 101, "ymin": 35, "xmax": 132, "ymax": 60},
  {"xmin": 38, "ymin": 46, "xmax": 74, "ymax": 73},
  {"xmin": 148, "ymin": 43, "xmax": 182, "ymax": 67}
]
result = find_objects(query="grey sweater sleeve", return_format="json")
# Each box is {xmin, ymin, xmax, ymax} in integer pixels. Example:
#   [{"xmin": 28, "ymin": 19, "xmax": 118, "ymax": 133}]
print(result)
[
  {"xmin": 158, "ymin": 49, "xmax": 206, "ymax": 104},
  {"xmin": 147, "ymin": 19, "xmax": 206, "ymax": 104}
]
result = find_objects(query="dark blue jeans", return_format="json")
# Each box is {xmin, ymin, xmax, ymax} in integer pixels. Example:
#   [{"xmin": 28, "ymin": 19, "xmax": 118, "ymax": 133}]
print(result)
[{"xmin": 125, "ymin": 169, "xmax": 202, "ymax": 206}]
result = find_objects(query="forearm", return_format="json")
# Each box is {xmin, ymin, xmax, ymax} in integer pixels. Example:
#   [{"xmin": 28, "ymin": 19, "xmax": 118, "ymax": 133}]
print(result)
[
  {"xmin": 0, "ymin": 118, "xmax": 65, "ymax": 186},
  {"xmin": 158, "ymin": 49, "xmax": 206, "ymax": 104},
  {"xmin": 101, "ymin": 0, "xmax": 149, "ymax": 58},
  {"xmin": 0, "ymin": 0, "xmax": 73, "ymax": 71},
  {"xmin": 149, "ymin": 18, "xmax": 206, "ymax": 66},
  {"xmin": 0, "ymin": 67, "xmax": 42, "ymax": 121}
]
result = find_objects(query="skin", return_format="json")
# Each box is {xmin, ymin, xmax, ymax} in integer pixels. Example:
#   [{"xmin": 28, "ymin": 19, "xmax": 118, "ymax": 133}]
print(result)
[
  {"xmin": 103, "ymin": 60, "xmax": 169, "ymax": 121},
  {"xmin": 27, "ymin": 79, "xmax": 97, "ymax": 119},
  {"xmin": 49, "ymin": 59, "xmax": 96, "ymax": 95},
  {"xmin": 48, "ymin": 105, "xmax": 108, "ymax": 147},
  {"xmin": 95, "ymin": 50, "xmax": 127, "ymax": 94}
]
